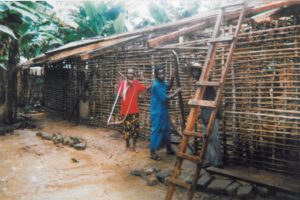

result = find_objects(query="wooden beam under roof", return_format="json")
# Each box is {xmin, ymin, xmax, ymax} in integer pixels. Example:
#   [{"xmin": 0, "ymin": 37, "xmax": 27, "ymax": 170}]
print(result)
[
  {"xmin": 42, "ymin": 35, "xmax": 141, "ymax": 63},
  {"xmin": 31, "ymin": 54, "xmax": 47, "ymax": 65},
  {"xmin": 147, "ymin": 22, "xmax": 207, "ymax": 48},
  {"xmin": 80, "ymin": 35, "xmax": 143, "ymax": 60}
]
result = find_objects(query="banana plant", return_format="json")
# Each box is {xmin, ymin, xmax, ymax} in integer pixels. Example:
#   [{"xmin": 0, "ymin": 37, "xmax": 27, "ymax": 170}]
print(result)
[
  {"xmin": 0, "ymin": 1, "xmax": 66, "ymax": 124},
  {"xmin": 68, "ymin": 1, "xmax": 126, "ymax": 39},
  {"xmin": 148, "ymin": 0, "xmax": 201, "ymax": 25}
]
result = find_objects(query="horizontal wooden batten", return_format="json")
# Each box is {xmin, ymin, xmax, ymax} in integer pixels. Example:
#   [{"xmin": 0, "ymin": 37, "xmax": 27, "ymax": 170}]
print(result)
[
  {"xmin": 196, "ymin": 81, "xmax": 220, "ymax": 87},
  {"xmin": 168, "ymin": 177, "xmax": 192, "ymax": 190},
  {"xmin": 177, "ymin": 152, "xmax": 203, "ymax": 163},
  {"xmin": 48, "ymin": 38, "xmax": 131, "ymax": 62},
  {"xmin": 183, "ymin": 130, "xmax": 203, "ymax": 138},
  {"xmin": 147, "ymin": 22, "xmax": 207, "ymax": 48},
  {"xmin": 80, "ymin": 35, "xmax": 143, "ymax": 60},
  {"xmin": 208, "ymin": 35, "xmax": 234, "ymax": 43},
  {"xmin": 188, "ymin": 99, "xmax": 216, "ymax": 108}
]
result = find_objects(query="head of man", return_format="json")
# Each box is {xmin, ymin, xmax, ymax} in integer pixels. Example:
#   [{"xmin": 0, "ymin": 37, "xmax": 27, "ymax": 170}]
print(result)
[
  {"xmin": 127, "ymin": 68, "xmax": 135, "ymax": 81},
  {"xmin": 155, "ymin": 65, "xmax": 165, "ymax": 82},
  {"xmin": 190, "ymin": 67, "xmax": 202, "ymax": 80}
]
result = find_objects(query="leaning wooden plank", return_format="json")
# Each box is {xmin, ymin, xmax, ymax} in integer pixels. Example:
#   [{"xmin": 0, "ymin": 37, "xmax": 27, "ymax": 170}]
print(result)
[
  {"xmin": 46, "ymin": 38, "xmax": 135, "ymax": 62},
  {"xmin": 147, "ymin": 22, "xmax": 207, "ymax": 48},
  {"xmin": 80, "ymin": 35, "xmax": 144, "ymax": 60},
  {"xmin": 51, "ymin": 35, "xmax": 142, "ymax": 62},
  {"xmin": 31, "ymin": 54, "xmax": 47, "ymax": 65}
]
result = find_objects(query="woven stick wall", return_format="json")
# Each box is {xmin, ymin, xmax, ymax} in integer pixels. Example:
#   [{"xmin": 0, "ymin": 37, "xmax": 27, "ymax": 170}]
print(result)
[
  {"xmin": 44, "ymin": 59, "xmax": 86, "ymax": 118},
  {"xmin": 43, "ymin": 41, "xmax": 203, "ymax": 135},
  {"xmin": 42, "ymin": 15, "xmax": 300, "ymax": 175},
  {"xmin": 87, "ymin": 40, "xmax": 205, "ymax": 135},
  {"xmin": 214, "ymin": 18, "xmax": 300, "ymax": 175},
  {"xmin": 22, "ymin": 68, "xmax": 44, "ymax": 106}
]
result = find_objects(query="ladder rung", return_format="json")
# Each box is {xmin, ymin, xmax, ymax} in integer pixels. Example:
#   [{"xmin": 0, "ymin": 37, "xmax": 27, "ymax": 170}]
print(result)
[
  {"xmin": 183, "ymin": 130, "xmax": 203, "ymax": 138},
  {"xmin": 196, "ymin": 81, "xmax": 220, "ymax": 87},
  {"xmin": 188, "ymin": 99, "xmax": 216, "ymax": 108},
  {"xmin": 168, "ymin": 177, "xmax": 192, "ymax": 190},
  {"xmin": 221, "ymin": 2, "xmax": 244, "ymax": 9},
  {"xmin": 177, "ymin": 152, "xmax": 202, "ymax": 163},
  {"xmin": 208, "ymin": 35, "xmax": 234, "ymax": 43}
]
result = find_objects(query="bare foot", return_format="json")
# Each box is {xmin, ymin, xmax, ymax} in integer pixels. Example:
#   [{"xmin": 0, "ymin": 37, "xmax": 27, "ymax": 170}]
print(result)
[{"xmin": 131, "ymin": 148, "xmax": 139, "ymax": 153}]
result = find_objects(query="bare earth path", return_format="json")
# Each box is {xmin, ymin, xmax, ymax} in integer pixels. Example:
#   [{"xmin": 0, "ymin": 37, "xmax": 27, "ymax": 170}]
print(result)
[{"xmin": 0, "ymin": 114, "xmax": 184, "ymax": 200}]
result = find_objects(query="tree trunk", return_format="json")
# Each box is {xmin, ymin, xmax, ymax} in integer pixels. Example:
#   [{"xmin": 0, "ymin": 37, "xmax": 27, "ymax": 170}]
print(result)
[
  {"xmin": 17, "ymin": 68, "xmax": 25, "ymax": 107},
  {"xmin": 0, "ymin": 69, "xmax": 5, "ymax": 104},
  {"xmin": 4, "ymin": 39, "xmax": 19, "ymax": 124}
]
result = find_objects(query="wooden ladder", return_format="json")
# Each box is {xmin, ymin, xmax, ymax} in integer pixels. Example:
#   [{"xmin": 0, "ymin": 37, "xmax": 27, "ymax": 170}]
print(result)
[{"xmin": 166, "ymin": 2, "xmax": 247, "ymax": 200}]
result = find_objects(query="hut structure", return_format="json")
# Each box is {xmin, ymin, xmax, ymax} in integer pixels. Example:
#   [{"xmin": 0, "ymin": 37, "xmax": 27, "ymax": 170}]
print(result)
[{"xmin": 30, "ymin": 0, "xmax": 300, "ymax": 176}]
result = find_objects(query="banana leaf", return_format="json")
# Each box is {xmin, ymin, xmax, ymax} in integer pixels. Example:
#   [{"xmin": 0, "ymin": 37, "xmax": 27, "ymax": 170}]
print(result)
[{"xmin": 0, "ymin": 24, "xmax": 17, "ymax": 39}]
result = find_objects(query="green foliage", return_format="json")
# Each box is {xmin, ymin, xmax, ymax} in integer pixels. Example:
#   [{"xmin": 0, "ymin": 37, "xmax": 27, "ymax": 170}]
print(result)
[
  {"xmin": 0, "ymin": 3, "xmax": 8, "ymax": 12},
  {"xmin": 0, "ymin": 56, "xmax": 8, "ymax": 70},
  {"xmin": 20, "ymin": 31, "xmax": 63, "ymax": 58},
  {"xmin": 147, "ymin": 0, "xmax": 200, "ymax": 25},
  {"xmin": 0, "ymin": 25, "xmax": 17, "ymax": 39},
  {"xmin": 179, "ymin": 0, "xmax": 201, "ymax": 18},
  {"xmin": 148, "ymin": 2, "xmax": 171, "ymax": 24},
  {"xmin": 0, "ymin": 0, "xmax": 202, "ymax": 63},
  {"xmin": 83, "ymin": 1, "xmax": 105, "ymax": 35},
  {"xmin": 0, "ymin": 1, "xmax": 68, "ymax": 61},
  {"xmin": 113, "ymin": 13, "xmax": 125, "ymax": 34},
  {"xmin": 0, "ymin": 64, "xmax": 5, "ymax": 70},
  {"xmin": 69, "ymin": 1, "xmax": 126, "ymax": 39},
  {"xmin": 6, "ymin": 2, "xmax": 40, "ymax": 22}
]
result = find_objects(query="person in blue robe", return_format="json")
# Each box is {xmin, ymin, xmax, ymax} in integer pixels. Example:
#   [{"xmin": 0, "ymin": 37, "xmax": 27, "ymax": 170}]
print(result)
[{"xmin": 150, "ymin": 65, "xmax": 181, "ymax": 161}]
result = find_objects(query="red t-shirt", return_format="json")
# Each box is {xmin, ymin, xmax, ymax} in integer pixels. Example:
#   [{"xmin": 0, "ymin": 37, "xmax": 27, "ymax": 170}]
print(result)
[{"xmin": 118, "ymin": 79, "xmax": 147, "ymax": 115}]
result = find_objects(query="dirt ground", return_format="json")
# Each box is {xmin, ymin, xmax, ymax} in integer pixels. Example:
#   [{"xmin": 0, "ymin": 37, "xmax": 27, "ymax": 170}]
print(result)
[
  {"xmin": 2, "ymin": 113, "xmax": 300, "ymax": 200},
  {"xmin": 0, "ymin": 113, "xmax": 197, "ymax": 200}
]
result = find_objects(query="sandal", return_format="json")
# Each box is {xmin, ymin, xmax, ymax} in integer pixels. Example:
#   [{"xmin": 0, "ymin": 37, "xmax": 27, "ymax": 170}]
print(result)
[
  {"xmin": 167, "ymin": 150, "xmax": 175, "ymax": 155},
  {"xmin": 166, "ymin": 146, "xmax": 175, "ymax": 155},
  {"xmin": 131, "ymin": 147, "xmax": 139, "ymax": 153},
  {"xmin": 150, "ymin": 152, "xmax": 162, "ymax": 161}
]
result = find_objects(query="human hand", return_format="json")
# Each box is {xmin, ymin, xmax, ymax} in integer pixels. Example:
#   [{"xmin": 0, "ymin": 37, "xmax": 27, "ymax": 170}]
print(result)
[
  {"xmin": 176, "ymin": 87, "xmax": 182, "ymax": 93},
  {"xmin": 147, "ymin": 84, "xmax": 152, "ymax": 90},
  {"xmin": 127, "ymin": 80, "xmax": 133, "ymax": 86},
  {"xmin": 114, "ymin": 84, "xmax": 119, "ymax": 89}
]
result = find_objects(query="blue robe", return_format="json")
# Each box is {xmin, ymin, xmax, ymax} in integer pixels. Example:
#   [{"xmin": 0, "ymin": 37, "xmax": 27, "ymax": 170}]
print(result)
[{"xmin": 150, "ymin": 80, "xmax": 171, "ymax": 151}]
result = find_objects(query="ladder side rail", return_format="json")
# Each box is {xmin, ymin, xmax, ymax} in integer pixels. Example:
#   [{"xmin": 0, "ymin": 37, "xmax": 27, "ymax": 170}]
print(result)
[
  {"xmin": 191, "ymin": 9, "xmax": 224, "ymax": 127},
  {"xmin": 186, "ymin": 9, "xmax": 225, "ymax": 133},
  {"xmin": 199, "ymin": 9, "xmax": 225, "ymax": 83},
  {"xmin": 166, "ymin": 9, "xmax": 226, "ymax": 200},
  {"xmin": 190, "ymin": 4, "xmax": 247, "ymax": 200},
  {"xmin": 184, "ymin": 9, "xmax": 226, "ymax": 200},
  {"xmin": 200, "ymin": 3, "xmax": 247, "ymax": 161},
  {"xmin": 166, "ymin": 4, "xmax": 247, "ymax": 200}
]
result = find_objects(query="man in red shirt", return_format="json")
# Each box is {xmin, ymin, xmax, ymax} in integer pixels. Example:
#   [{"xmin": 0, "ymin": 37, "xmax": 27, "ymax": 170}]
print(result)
[{"xmin": 118, "ymin": 68, "xmax": 149, "ymax": 152}]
